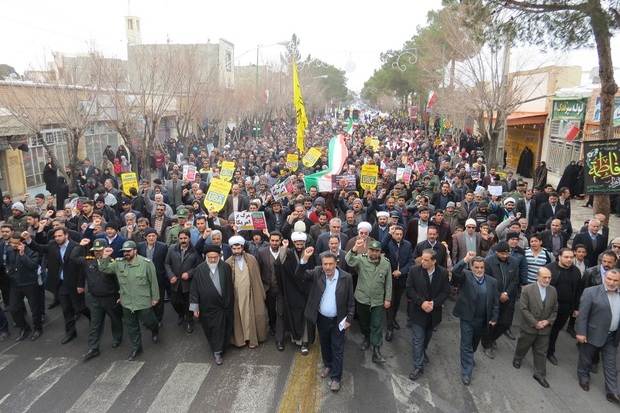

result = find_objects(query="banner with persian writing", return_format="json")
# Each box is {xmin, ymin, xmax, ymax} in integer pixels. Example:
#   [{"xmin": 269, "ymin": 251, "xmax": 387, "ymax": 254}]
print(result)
[{"xmin": 583, "ymin": 139, "xmax": 620, "ymax": 195}]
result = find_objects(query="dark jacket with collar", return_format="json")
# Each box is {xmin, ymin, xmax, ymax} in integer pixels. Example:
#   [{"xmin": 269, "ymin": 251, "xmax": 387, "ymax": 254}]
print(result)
[
  {"xmin": 5, "ymin": 246, "xmax": 39, "ymax": 286},
  {"xmin": 26, "ymin": 238, "xmax": 84, "ymax": 293},
  {"xmin": 164, "ymin": 243, "xmax": 202, "ymax": 293},
  {"xmin": 406, "ymin": 264, "xmax": 451, "ymax": 328},
  {"xmin": 70, "ymin": 245, "xmax": 119, "ymax": 297},
  {"xmin": 484, "ymin": 254, "xmax": 520, "ymax": 300},
  {"xmin": 137, "ymin": 241, "xmax": 169, "ymax": 284},
  {"xmin": 295, "ymin": 262, "xmax": 355, "ymax": 325},
  {"xmin": 381, "ymin": 233, "xmax": 414, "ymax": 287},
  {"xmin": 451, "ymin": 258, "xmax": 499, "ymax": 323}
]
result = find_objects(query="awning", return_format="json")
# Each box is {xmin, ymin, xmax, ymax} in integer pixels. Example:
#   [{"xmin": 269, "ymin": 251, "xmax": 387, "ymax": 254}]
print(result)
[{"xmin": 506, "ymin": 111, "xmax": 547, "ymax": 127}]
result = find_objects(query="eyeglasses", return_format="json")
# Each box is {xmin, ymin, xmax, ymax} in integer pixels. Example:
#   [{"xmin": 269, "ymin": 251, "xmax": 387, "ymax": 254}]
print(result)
[{"xmin": 466, "ymin": 226, "xmax": 476, "ymax": 229}]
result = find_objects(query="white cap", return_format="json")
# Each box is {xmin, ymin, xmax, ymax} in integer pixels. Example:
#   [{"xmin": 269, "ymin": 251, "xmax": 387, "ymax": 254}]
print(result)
[
  {"xmin": 465, "ymin": 218, "xmax": 477, "ymax": 227},
  {"xmin": 228, "ymin": 235, "xmax": 245, "ymax": 246},
  {"xmin": 293, "ymin": 221, "xmax": 306, "ymax": 232},
  {"xmin": 291, "ymin": 232, "xmax": 307, "ymax": 242},
  {"xmin": 504, "ymin": 197, "xmax": 516, "ymax": 205},
  {"xmin": 376, "ymin": 211, "xmax": 389, "ymax": 218},
  {"xmin": 357, "ymin": 221, "xmax": 372, "ymax": 231}
]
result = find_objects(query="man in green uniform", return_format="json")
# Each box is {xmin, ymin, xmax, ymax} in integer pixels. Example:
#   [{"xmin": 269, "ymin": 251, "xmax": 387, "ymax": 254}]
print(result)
[
  {"xmin": 345, "ymin": 239, "xmax": 392, "ymax": 363},
  {"xmin": 99, "ymin": 240, "xmax": 160, "ymax": 361},
  {"xmin": 71, "ymin": 238, "xmax": 123, "ymax": 361}
]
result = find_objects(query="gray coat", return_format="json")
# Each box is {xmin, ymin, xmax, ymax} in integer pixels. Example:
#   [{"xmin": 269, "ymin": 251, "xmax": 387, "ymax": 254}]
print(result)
[{"xmin": 577, "ymin": 284, "xmax": 620, "ymax": 347}]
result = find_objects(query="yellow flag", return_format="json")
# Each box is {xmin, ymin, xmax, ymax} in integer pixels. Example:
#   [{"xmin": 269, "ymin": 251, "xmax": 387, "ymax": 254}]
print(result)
[{"xmin": 293, "ymin": 60, "xmax": 308, "ymax": 154}]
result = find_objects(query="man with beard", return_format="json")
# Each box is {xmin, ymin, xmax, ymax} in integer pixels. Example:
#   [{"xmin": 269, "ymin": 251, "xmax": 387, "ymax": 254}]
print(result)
[
  {"xmin": 189, "ymin": 244, "xmax": 234, "ymax": 365},
  {"xmin": 414, "ymin": 226, "xmax": 448, "ymax": 269},
  {"xmin": 99, "ymin": 241, "xmax": 160, "ymax": 361},
  {"xmin": 370, "ymin": 211, "xmax": 391, "ymax": 244},
  {"xmin": 257, "ymin": 231, "xmax": 288, "ymax": 350},
  {"xmin": 226, "ymin": 236, "xmax": 268, "ymax": 349},
  {"xmin": 274, "ymin": 232, "xmax": 316, "ymax": 354},
  {"xmin": 137, "ymin": 228, "xmax": 168, "ymax": 324},
  {"xmin": 165, "ymin": 229, "xmax": 202, "ymax": 333}
]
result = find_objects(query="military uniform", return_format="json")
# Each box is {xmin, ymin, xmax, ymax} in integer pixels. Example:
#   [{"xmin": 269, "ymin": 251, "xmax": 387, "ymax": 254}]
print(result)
[
  {"xmin": 345, "ymin": 241, "xmax": 392, "ymax": 360},
  {"xmin": 71, "ymin": 239, "xmax": 123, "ymax": 353},
  {"xmin": 99, "ymin": 241, "xmax": 160, "ymax": 356}
]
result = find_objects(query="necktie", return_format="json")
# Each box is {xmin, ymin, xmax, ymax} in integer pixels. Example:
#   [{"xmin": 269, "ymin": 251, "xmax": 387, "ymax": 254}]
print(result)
[{"xmin": 592, "ymin": 236, "xmax": 597, "ymax": 251}]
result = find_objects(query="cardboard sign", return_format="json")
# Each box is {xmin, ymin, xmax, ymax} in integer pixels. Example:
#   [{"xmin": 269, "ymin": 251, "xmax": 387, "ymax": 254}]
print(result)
[
  {"xmin": 332, "ymin": 174, "xmax": 357, "ymax": 191},
  {"xmin": 271, "ymin": 177, "xmax": 294, "ymax": 201},
  {"xmin": 120, "ymin": 172, "xmax": 138, "ymax": 196},
  {"xmin": 302, "ymin": 147, "xmax": 322, "ymax": 167},
  {"xmin": 286, "ymin": 154, "xmax": 299, "ymax": 171},
  {"xmin": 183, "ymin": 165, "xmax": 197, "ymax": 181},
  {"xmin": 235, "ymin": 211, "xmax": 267, "ymax": 231},
  {"xmin": 360, "ymin": 164, "xmax": 378, "ymax": 190},
  {"xmin": 402, "ymin": 167, "xmax": 412, "ymax": 184},
  {"xmin": 220, "ymin": 161, "xmax": 235, "ymax": 182},
  {"xmin": 488, "ymin": 185, "xmax": 504, "ymax": 196},
  {"xmin": 203, "ymin": 178, "xmax": 232, "ymax": 211}
]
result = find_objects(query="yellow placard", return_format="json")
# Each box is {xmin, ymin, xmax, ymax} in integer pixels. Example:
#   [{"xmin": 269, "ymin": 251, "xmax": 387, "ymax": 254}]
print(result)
[
  {"xmin": 302, "ymin": 147, "xmax": 322, "ymax": 167},
  {"xmin": 364, "ymin": 137, "xmax": 372, "ymax": 147},
  {"xmin": 120, "ymin": 172, "xmax": 138, "ymax": 196},
  {"xmin": 203, "ymin": 178, "xmax": 232, "ymax": 212},
  {"xmin": 286, "ymin": 154, "xmax": 299, "ymax": 171},
  {"xmin": 360, "ymin": 164, "xmax": 378, "ymax": 190},
  {"xmin": 220, "ymin": 161, "xmax": 235, "ymax": 182},
  {"xmin": 370, "ymin": 139, "xmax": 379, "ymax": 151}
]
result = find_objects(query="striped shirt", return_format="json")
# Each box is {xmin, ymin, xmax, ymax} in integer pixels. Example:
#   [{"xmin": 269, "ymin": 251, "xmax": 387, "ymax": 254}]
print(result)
[{"xmin": 524, "ymin": 248, "xmax": 551, "ymax": 284}]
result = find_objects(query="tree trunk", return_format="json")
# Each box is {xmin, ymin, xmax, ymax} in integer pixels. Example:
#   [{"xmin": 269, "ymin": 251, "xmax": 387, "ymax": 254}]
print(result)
[{"xmin": 591, "ymin": 5, "xmax": 618, "ymax": 222}]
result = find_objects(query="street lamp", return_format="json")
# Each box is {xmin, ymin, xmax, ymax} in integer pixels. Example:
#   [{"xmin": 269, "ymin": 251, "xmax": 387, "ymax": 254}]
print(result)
[{"xmin": 253, "ymin": 41, "xmax": 289, "ymax": 139}]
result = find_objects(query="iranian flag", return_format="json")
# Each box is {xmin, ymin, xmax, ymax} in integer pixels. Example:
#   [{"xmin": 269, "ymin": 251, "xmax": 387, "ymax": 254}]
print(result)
[
  {"xmin": 426, "ymin": 90, "xmax": 437, "ymax": 109},
  {"xmin": 345, "ymin": 118, "xmax": 354, "ymax": 135},
  {"xmin": 304, "ymin": 135, "xmax": 348, "ymax": 192}
]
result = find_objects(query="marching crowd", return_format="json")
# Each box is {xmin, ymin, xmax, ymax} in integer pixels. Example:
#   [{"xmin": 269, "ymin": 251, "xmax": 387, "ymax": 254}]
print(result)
[{"xmin": 0, "ymin": 116, "xmax": 620, "ymax": 399}]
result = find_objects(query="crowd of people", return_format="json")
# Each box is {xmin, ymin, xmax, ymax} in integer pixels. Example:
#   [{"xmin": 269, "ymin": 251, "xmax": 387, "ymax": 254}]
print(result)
[{"xmin": 0, "ymin": 115, "xmax": 619, "ymax": 400}]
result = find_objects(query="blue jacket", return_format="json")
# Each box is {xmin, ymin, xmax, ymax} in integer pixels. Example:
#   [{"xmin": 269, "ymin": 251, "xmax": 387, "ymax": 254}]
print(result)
[
  {"xmin": 381, "ymin": 233, "xmax": 414, "ymax": 287},
  {"xmin": 5, "ymin": 246, "xmax": 40, "ymax": 286},
  {"xmin": 83, "ymin": 227, "xmax": 127, "ymax": 258}
]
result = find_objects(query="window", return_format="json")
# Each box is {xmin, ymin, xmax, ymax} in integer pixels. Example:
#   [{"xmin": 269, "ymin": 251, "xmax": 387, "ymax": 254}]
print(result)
[
  {"xmin": 225, "ymin": 51, "xmax": 232, "ymax": 72},
  {"xmin": 128, "ymin": 19, "xmax": 133, "ymax": 30},
  {"xmin": 23, "ymin": 129, "xmax": 69, "ymax": 188}
]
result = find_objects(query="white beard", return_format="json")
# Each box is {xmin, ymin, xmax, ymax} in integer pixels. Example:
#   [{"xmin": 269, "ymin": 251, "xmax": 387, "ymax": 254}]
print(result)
[{"xmin": 208, "ymin": 263, "xmax": 218, "ymax": 271}]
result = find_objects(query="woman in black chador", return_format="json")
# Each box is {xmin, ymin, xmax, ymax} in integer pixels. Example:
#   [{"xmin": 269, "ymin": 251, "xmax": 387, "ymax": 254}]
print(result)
[
  {"xmin": 516, "ymin": 147, "xmax": 534, "ymax": 178},
  {"xmin": 533, "ymin": 161, "xmax": 548, "ymax": 190},
  {"xmin": 556, "ymin": 160, "xmax": 582, "ymax": 196}
]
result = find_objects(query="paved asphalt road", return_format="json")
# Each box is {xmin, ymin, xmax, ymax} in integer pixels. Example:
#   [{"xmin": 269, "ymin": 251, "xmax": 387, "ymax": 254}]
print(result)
[{"xmin": 0, "ymin": 204, "xmax": 618, "ymax": 413}]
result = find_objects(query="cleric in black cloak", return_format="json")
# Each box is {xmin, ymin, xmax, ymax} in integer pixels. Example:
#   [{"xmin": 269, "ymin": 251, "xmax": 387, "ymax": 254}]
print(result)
[
  {"xmin": 575, "ymin": 160, "xmax": 585, "ymax": 197},
  {"xmin": 556, "ymin": 161, "xmax": 582, "ymax": 196},
  {"xmin": 516, "ymin": 147, "xmax": 534, "ymax": 178},
  {"xmin": 533, "ymin": 161, "xmax": 548, "ymax": 190},
  {"xmin": 274, "ymin": 231, "xmax": 316, "ymax": 354},
  {"xmin": 189, "ymin": 244, "xmax": 234, "ymax": 365}
]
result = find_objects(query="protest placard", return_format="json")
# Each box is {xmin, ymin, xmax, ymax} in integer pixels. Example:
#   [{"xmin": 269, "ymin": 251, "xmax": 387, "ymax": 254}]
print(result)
[
  {"xmin": 235, "ymin": 211, "xmax": 267, "ymax": 231},
  {"xmin": 203, "ymin": 178, "xmax": 232, "ymax": 211},
  {"xmin": 360, "ymin": 164, "xmax": 378, "ymax": 190},
  {"xmin": 220, "ymin": 161, "xmax": 235, "ymax": 181},
  {"xmin": 120, "ymin": 172, "xmax": 138, "ymax": 196}
]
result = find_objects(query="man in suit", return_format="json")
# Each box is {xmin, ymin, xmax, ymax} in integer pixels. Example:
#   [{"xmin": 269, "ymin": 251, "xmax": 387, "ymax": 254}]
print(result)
[
  {"xmin": 502, "ymin": 171, "xmax": 518, "ymax": 192},
  {"xmin": 413, "ymin": 226, "xmax": 448, "ymax": 269},
  {"xmin": 573, "ymin": 219, "xmax": 606, "ymax": 270},
  {"xmin": 81, "ymin": 158, "xmax": 96, "ymax": 180},
  {"xmin": 515, "ymin": 189, "xmax": 537, "ymax": 230},
  {"xmin": 221, "ymin": 184, "xmax": 249, "ymax": 222},
  {"xmin": 481, "ymin": 241, "xmax": 520, "ymax": 358},
  {"xmin": 452, "ymin": 252, "xmax": 499, "ymax": 385},
  {"xmin": 137, "ymin": 228, "xmax": 169, "ymax": 323},
  {"xmin": 314, "ymin": 218, "xmax": 349, "ymax": 259},
  {"xmin": 536, "ymin": 192, "xmax": 565, "ymax": 227},
  {"xmin": 23, "ymin": 226, "xmax": 91, "ymax": 344},
  {"xmin": 513, "ymin": 267, "xmax": 558, "ymax": 388},
  {"xmin": 452, "ymin": 219, "xmax": 482, "ymax": 264},
  {"xmin": 297, "ymin": 248, "xmax": 355, "ymax": 392},
  {"xmin": 406, "ymin": 248, "xmax": 451, "ymax": 380},
  {"xmin": 579, "ymin": 214, "xmax": 610, "ymax": 250},
  {"xmin": 165, "ymin": 171, "xmax": 184, "ymax": 212},
  {"xmin": 576, "ymin": 268, "xmax": 620, "ymax": 405},
  {"xmin": 540, "ymin": 219, "xmax": 569, "ymax": 259}
]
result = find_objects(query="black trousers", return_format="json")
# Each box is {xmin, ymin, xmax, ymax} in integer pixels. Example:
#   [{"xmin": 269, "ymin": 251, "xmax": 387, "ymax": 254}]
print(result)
[
  {"xmin": 170, "ymin": 289, "xmax": 192, "ymax": 322},
  {"xmin": 153, "ymin": 283, "xmax": 165, "ymax": 322},
  {"xmin": 386, "ymin": 283, "xmax": 405, "ymax": 331},
  {"xmin": 266, "ymin": 287, "xmax": 284, "ymax": 341},
  {"xmin": 58, "ymin": 281, "xmax": 91, "ymax": 335},
  {"xmin": 10, "ymin": 283, "xmax": 42, "ymax": 331},
  {"xmin": 547, "ymin": 309, "xmax": 571, "ymax": 356}
]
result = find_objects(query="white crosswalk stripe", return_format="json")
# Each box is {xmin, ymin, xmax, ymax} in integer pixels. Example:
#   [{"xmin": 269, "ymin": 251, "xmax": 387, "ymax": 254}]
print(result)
[
  {"xmin": 0, "ymin": 354, "xmax": 16, "ymax": 372},
  {"xmin": 0, "ymin": 357, "xmax": 78, "ymax": 413},
  {"xmin": 67, "ymin": 361, "xmax": 145, "ymax": 413},
  {"xmin": 231, "ymin": 365, "xmax": 280, "ymax": 413},
  {"xmin": 146, "ymin": 362, "xmax": 210, "ymax": 413}
]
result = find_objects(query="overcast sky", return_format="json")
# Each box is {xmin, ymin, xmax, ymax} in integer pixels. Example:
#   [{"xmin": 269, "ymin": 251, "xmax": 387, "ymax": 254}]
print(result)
[{"xmin": 0, "ymin": 0, "xmax": 617, "ymax": 92}]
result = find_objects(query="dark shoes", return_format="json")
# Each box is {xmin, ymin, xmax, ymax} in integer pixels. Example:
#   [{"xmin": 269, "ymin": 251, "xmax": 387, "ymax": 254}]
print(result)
[
  {"xmin": 31, "ymin": 329, "xmax": 42, "ymax": 341},
  {"xmin": 483, "ymin": 348, "xmax": 495, "ymax": 359},
  {"xmin": 152, "ymin": 330, "xmax": 160, "ymax": 344},
  {"xmin": 533, "ymin": 375, "xmax": 550, "ymax": 388},
  {"xmin": 177, "ymin": 315, "xmax": 184, "ymax": 325},
  {"xmin": 47, "ymin": 299, "xmax": 60, "ymax": 309},
  {"xmin": 607, "ymin": 393, "xmax": 620, "ymax": 404},
  {"xmin": 83, "ymin": 348, "xmax": 100, "ymax": 361},
  {"xmin": 579, "ymin": 381, "xmax": 590, "ymax": 391},
  {"xmin": 566, "ymin": 326, "xmax": 577, "ymax": 338},
  {"xmin": 186, "ymin": 323, "xmax": 194, "ymax": 333},
  {"xmin": 360, "ymin": 336, "xmax": 370, "ymax": 351},
  {"xmin": 128, "ymin": 347, "xmax": 143, "ymax": 361},
  {"xmin": 268, "ymin": 328, "xmax": 275, "ymax": 337},
  {"xmin": 276, "ymin": 341, "xmax": 284, "ymax": 351},
  {"xmin": 547, "ymin": 354, "xmax": 558, "ymax": 365},
  {"xmin": 385, "ymin": 330, "xmax": 393, "ymax": 342},
  {"xmin": 405, "ymin": 317, "xmax": 412, "ymax": 328},
  {"xmin": 504, "ymin": 329, "xmax": 516, "ymax": 340},
  {"xmin": 423, "ymin": 352, "xmax": 429, "ymax": 364},
  {"xmin": 393, "ymin": 320, "xmax": 400, "ymax": 330},
  {"xmin": 409, "ymin": 368, "xmax": 423, "ymax": 381},
  {"xmin": 15, "ymin": 328, "xmax": 31, "ymax": 342},
  {"xmin": 300, "ymin": 343, "xmax": 309, "ymax": 355},
  {"xmin": 462, "ymin": 375, "xmax": 471, "ymax": 385},
  {"xmin": 372, "ymin": 346, "xmax": 386, "ymax": 363},
  {"xmin": 512, "ymin": 358, "xmax": 521, "ymax": 369},
  {"xmin": 214, "ymin": 353, "xmax": 223, "ymax": 365},
  {"xmin": 61, "ymin": 332, "xmax": 77, "ymax": 344},
  {"xmin": 112, "ymin": 339, "xmax": 122, "ymax": 348}
]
